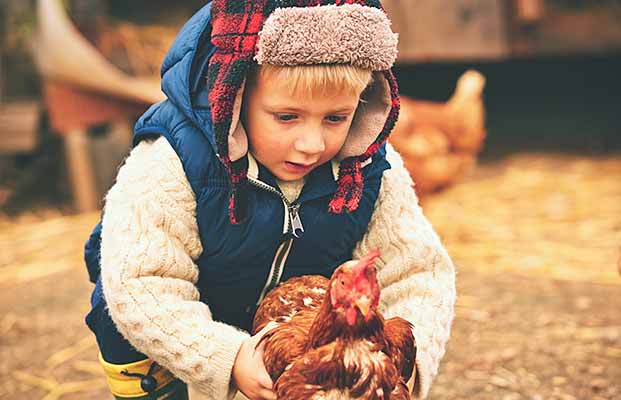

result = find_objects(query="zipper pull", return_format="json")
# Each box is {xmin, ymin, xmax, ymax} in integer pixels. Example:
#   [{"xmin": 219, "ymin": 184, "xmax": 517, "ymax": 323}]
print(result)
[{"xmin": 290, "ymin": 205, "xmax": 304, "ymax": 238}]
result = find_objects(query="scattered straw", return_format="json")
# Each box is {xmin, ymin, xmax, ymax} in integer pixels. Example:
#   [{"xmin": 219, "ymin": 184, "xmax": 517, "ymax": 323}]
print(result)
[
  {"xmin": 46, "ymin": 336, "xmax": 96, "ymax": 368},
  {"xmin": 0, "ymin": 212, "xmax": 99, "ymax": 285},
  {"xmin": 424, "ymin": 153, "xmax": 621, "ymax": 285}
]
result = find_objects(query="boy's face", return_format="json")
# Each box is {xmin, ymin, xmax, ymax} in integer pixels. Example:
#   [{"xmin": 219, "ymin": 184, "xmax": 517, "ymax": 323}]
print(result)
[{"xmin": 243, "ymin": 72, "xmax": 361, "ymax": 181}]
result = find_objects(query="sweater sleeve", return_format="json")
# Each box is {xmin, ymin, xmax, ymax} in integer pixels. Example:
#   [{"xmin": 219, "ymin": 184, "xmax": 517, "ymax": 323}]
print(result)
[
  {"xmin": 100, "ymin": 136, "xmax": 249, "ymax": 399},
  {"xmin": 352, "ymin": 143, "xmax": 456, "ymax": 399}
]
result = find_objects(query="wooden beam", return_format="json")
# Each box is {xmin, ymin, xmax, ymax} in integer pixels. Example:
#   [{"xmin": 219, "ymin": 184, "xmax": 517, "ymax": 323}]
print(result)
[
  {"xmin": 0, "ymin": 102, "xmax": 40, "ymax": 154},
  {"xmin": 382, "ymin": 0, "xmax": 509, "ymax": 62},
  {"xmin": 515, "ymin": 0, "xmax": 545, "ymax": 24},
  {"xmin": 64, "ymin": 129, "xmax": 99, "ymax": 212}
]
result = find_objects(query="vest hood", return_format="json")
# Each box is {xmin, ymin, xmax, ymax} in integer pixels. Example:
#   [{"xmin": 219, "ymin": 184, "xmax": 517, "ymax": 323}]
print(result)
[{"xmin": 160, "ymin": 2, "xmax": 218, "ymax": 154}]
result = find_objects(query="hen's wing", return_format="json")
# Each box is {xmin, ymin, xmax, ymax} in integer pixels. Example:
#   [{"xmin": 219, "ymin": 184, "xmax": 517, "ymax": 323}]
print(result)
[
  {"xmin": 253, "ymin": 275, "xmax": 328, "ymax": 333},
  {"xmin": 274, "ymin": 341, "xmax": 342, "ymax": 400},
  {"xmin": 276, "ymin": 339, "xmax": 402, "ymax": 400},
  {"xmin": 384, "ymin": 317, "xmax": 416, "ymax": 383},
  {"xmin": 259, "ymin": 310, "xmax": 316, "ymax": 381}
]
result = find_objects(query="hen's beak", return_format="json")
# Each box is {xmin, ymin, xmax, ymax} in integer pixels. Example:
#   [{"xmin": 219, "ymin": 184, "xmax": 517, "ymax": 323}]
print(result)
[{"xmin": 355, "ymin": 295, "xmax": 371, "ymax": 318}]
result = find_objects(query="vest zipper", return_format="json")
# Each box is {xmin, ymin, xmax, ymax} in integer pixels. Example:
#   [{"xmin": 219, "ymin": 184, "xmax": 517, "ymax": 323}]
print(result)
[
  {"xmin": 255, "ymin": 236, "xmax": 294, "ymax": 306},
  {"xmin": 247, "ymin": 177, "xmax": 304, "ymax": 307}
]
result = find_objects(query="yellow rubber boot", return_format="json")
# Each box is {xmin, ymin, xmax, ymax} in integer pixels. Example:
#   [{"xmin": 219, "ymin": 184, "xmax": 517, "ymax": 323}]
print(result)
[{"xmin": 98, "ymin": 353, "xmax": 189, "ymax": 399}]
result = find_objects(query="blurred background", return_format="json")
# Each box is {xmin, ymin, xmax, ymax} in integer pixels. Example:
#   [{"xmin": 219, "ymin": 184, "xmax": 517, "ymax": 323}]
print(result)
[{"xmin": 0, "ymin": 0, "xmax": 620, "ymax": 399}]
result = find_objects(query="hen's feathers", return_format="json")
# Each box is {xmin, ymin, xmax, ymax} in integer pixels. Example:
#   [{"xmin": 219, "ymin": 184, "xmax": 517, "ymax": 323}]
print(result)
[
  {"xmin": 259, "ymin": 310, "xmax": 316, "ymax": 381},
  {"xmin": 253, "ymin": 275, "xmax": 328, "ymax": 333},
  {"xmin": 384, "ymin": 318, "xmax": 416, "ymax": 383},
  {"xmin": 275, "ymin": 340, "xmax": 398, "ymax": 400}
]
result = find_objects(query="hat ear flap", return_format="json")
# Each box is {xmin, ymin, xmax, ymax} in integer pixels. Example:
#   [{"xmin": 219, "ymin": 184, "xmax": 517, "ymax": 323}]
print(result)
[
  {"xmin": 207, "ymin": 0, "xmax": 272, "ymax": 224},
  {"xmin": 337, "ymin": 72, "xmax": 392, "ymax": 161},
  {"xmin": 329, "ymin": 157, "xmax": 363, "ymax": 214},
  {"xmin": 330, "ymin": 70, "xmax": 400, "ymax": 215},
  {"xmin": 228, "ymin": 80, "xmax": 249, "ymax": 162},
  {"xmin": 227, "ymin": 81, "xmax": 250, "ymax": 224},
  {"xmin": 208, "ymin": 58, "xmax": 253, "ymax": 224},
  {"xmin": 228, "ymin": 156, "xmax": 250, "ymax": 224}
]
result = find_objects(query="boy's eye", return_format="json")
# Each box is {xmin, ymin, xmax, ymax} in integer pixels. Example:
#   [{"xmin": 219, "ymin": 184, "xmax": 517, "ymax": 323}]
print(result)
[
  {"xmin": 326, "ymin": 115, "xmax": 348, "ymax": 123},
  {"xmin": 276, "ymin": 114, "xmax": 297, "ymax": 122}
]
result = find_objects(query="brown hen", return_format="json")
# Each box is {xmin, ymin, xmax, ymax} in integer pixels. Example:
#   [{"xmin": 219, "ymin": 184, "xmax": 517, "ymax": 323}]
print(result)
[
  {"xmin": 389, "ymin": 69, "xmax": 487, "ymax": 195},
  {"xmin": 253, "ymin": 251, "xmax": 416, "ymax": 400}
]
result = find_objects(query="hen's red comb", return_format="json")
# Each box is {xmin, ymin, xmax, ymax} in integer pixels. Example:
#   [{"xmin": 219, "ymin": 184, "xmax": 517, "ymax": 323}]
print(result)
[{"xmin": 354, "ymin": 250, "xmax": 381, "ymax": 272}]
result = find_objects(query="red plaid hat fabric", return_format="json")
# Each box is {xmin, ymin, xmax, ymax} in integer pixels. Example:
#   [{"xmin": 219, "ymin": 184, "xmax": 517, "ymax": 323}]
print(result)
[
  {"xmin": 208, "ymin": 0, "xmax": 271, "ymax": 224},
  {"xmin": 207, "ymin": 0, "xmax": 399, "ymax": 224}
]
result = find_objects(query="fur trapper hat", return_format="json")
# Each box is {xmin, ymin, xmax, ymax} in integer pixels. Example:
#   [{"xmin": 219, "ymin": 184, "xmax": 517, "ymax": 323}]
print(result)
[{"xmin": 207, "ymin": 0, "xmax": 400, "ymax": 224}]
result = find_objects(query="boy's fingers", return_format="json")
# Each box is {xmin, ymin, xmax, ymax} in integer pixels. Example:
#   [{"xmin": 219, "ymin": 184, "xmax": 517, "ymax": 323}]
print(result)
[
  {"xmin": 253, "ymin": 322, "xmax": 278, "ymax": 393},
  {"xmin": 258, "ymin": 368, "xmax": 274, "ymax": 389},
  {"xmin": 259, "ymin": 388, "xmax": 277, "ymax": 400},
  {"xmin": 254, "ymin": 341, "xmax": 273, "ymax": 389}
]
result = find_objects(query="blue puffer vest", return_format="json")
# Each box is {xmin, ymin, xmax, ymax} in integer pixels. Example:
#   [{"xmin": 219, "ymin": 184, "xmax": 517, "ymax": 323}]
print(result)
[{"xmin": 85, "ymin": 2, "xmax": 391, "ymax": 332}]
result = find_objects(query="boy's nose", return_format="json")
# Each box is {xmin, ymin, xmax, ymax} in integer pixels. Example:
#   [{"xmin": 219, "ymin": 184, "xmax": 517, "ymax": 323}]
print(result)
[{"xmin": 294, "ymin": 129, "xmax": 325, "ymax": 155}]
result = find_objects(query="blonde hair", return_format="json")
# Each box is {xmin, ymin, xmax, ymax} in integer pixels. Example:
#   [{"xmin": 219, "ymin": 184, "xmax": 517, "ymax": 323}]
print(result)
[{"xmin": 249, "ymin": 64, "xmax": 373, "ymax": 98}]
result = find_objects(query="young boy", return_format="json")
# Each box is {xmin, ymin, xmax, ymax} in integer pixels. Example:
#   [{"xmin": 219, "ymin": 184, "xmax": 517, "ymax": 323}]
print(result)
[{"xmin": 84, "ymin": 1, "xmax": 456, "ymax": 399}]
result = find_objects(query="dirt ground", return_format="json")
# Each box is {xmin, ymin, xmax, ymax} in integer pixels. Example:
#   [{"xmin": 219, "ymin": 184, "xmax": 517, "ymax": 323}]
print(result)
[{"xmin": 1, "ymin": 153, "xmax": 620, "ymax": 400}]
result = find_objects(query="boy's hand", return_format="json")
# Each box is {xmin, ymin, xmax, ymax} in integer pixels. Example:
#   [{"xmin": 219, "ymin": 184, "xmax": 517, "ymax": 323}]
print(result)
[{"xmin": 232, "ymin": 322, "xmax": 278, "ymax": 400}]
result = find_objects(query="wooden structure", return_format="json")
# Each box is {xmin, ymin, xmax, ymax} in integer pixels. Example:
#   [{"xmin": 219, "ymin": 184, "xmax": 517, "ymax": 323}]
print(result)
[
  {"xmin": 384, "ymin": 0, "xmax": 508, "ymax": 61},
  {"xmin": 382, "ymin": 0, "xmax": 621, "ymax": 62},
  {"xmin": 1, "ymin": 2, "xmax": 40, "ymax": 156},
  {"xmin": 0, "ymin": 102, "xmax": 40, "ymax": 154},
  {"xmin": 27, "ymin": 0, "xmax": 621, "ymax": 212},
  {"xmin": 33, "ymin": 0, "xmax": 165, "ymax": 213}
]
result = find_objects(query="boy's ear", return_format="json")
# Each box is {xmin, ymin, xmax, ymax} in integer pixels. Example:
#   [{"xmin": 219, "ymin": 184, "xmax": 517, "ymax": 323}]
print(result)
[
  {"xmin": 228, "ymin": 80, "xmax": 249, "ymax": 162},
  {"xmin": 337, "ymin": 72, "xmax": 392, "ymax": 160}
]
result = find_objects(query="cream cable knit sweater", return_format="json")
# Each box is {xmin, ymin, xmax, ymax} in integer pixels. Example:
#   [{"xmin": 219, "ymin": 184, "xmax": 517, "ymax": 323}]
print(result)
[{"xmin": 100, "ymin": 136, "xmax": 455, "ymax": 400}]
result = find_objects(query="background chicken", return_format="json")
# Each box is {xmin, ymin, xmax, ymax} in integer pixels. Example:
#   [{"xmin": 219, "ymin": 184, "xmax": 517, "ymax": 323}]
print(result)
[
  {"xmin": 253, "ymin": 251, "xmax": 416, "ymax": 400},
  {"xmin": 389, "ymin": 70, "xmax": 487, "ymax": 195}
]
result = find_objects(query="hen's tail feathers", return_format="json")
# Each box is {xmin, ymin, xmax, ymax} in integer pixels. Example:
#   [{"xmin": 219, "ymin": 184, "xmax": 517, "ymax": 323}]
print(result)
[
  {"xmin": 390, "ymin": 379, "xmax": 411, "ymax": 400},
  {"xmin": 446, "ymin": 69, "xmax": 487, "ymax": 152},
  {"xmin": 450, "ymin": 70, "xmax": 486, "ymax": 105}
]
